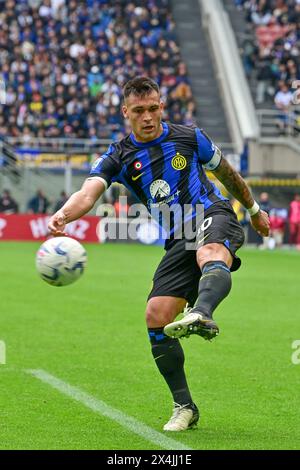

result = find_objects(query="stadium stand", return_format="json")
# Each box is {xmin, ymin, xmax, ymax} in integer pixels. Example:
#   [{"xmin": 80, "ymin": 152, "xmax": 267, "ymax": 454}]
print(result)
[
  {"xmin": 224, "ymin": 0, "xmax": 300, "ymax": 137},
  {"xmin": 230, "ymin": 0, "xmax": 299, "ymax": 104},
  {"xmin": 171, "ymin": 0, "xmax": 232, "ymax": 143},
  {"xmin": 1, "ymin": 0, "xmax": 299, "ymax": 215},
  {"xmin": 0, "ymin": 0, "xmax": 196, "ymax": 140}
]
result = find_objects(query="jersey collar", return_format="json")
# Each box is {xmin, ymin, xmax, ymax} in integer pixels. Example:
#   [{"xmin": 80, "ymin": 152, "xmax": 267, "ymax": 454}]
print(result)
[{"xmin": 130, "ymin": 122, "xmax": 169, "ymax": 148}]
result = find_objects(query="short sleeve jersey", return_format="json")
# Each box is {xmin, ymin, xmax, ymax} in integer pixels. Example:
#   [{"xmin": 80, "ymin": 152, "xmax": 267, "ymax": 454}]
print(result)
[{"xmin": 90, "ymin": 122, "xmax": 225, "ymax": 214}]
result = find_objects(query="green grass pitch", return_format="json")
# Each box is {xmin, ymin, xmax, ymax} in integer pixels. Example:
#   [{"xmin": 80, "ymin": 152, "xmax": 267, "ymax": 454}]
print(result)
[{"xmin": 0, "ymin": 241, "xmax": 299, "ymax": 450}]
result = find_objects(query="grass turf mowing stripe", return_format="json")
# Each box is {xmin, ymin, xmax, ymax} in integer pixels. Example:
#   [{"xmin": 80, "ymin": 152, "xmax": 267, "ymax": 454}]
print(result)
[{"xmin": 25, "ymin": 369, "xmax": 192, "ymax": 451}]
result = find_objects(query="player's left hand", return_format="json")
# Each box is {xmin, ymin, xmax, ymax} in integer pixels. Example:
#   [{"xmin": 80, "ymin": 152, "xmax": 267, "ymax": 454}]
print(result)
[{"xmin": 250, "ymin": 210, "xmax": 270, "ymax": 237}]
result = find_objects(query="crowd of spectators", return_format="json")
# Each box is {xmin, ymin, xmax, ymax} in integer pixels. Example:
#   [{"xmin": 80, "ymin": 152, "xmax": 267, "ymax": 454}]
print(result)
[
  {"xmin": 235, "ymin": 0, "xmax": 300, "ymax": 132},
  {"xmin": 0, "ymin": 0, "xmax": 196, "ymax": 142}
]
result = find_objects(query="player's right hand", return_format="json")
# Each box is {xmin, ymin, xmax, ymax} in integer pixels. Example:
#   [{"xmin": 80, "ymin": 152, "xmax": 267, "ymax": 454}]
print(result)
[
  {"xmin": 250, "ymin": 209, "xmax": 270, "ymax": 237},
  {"xmin": 48, "ymin": 211, "xmax": 67, "ymax": 236}
]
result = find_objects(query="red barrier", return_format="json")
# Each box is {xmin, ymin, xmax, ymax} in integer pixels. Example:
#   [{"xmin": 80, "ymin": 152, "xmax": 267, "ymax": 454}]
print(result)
[{"xmin": 0, "ymin": 214, "xmax": 100, "ymax": 242}]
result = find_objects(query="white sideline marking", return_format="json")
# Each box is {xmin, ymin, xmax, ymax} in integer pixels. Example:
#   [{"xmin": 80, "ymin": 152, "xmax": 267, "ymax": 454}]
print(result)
[{"xmin": 25, "ymin": 369, "xmax": 192, "ymax": 450}]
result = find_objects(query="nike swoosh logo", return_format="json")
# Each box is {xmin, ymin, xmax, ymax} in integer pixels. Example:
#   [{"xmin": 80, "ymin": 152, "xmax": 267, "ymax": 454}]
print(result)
[
  {"xmin": 132, "ymin": 172, "xmax": 144, "ymax": 181},
  {"xmin": 197, "ymin": 232, "xmax": 210, "ymax": 245},
  {"xmin": 154, "ymin": 354, "xmax": 165, "ymax": 361}
]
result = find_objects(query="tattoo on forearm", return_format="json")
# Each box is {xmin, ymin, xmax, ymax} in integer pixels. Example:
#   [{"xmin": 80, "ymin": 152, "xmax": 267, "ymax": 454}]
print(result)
[{"xmin": 213, "ymin": 157, "xmax": 254, "ymax": 209}]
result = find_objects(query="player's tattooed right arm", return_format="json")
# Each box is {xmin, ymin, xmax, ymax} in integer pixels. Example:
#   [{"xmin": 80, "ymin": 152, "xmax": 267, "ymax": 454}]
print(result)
[
  {"xmin": 212, "ymin": 156, "xmax": 255, "ymax": 210},
  {"xmin": 213, "ymin": 156, "xmax": 270, "ymax": 236}
]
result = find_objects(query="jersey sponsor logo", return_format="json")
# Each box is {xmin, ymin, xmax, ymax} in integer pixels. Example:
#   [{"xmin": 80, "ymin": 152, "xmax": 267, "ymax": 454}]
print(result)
[
  {"xmin": 150, "ymin": 179, "xmax": 171, "ymax": 201},
  {"xmin": 148, "ymin": 180, "xmax": 180, "ymax": 209},
  {"xmin": 171, "ymin": 153, "xmax": 187, "ymax": 170},
  {"xmin": 147, "ymin": 190, "xmax": 180, "ymax": 209},
  {"xmin": 132, "ymin": 172, "xmax": 144, "ymax": 181}
]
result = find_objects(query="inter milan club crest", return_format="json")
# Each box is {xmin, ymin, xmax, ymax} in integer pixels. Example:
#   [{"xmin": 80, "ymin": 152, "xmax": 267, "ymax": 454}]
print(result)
[
  {"xmin": 171, "ymin": 153, "xmax": 187, "ymax": 170},
  {"xmin": 134, "ymin": 161, "xmax": 142, "ymax": 170}
]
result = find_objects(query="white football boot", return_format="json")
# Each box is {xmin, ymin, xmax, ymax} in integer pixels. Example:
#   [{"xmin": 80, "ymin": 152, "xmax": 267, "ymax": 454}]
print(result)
[
  {"xmin": 164, "ymin": 309, "xmax": 219, "ymax": 341},
  {"xmin": 163, "ymin": 403, "xmax": 199, "ymax": 431}
]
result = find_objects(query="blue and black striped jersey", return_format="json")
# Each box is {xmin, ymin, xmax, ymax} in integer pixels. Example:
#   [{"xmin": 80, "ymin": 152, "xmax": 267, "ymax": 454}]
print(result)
[{"xmin": 90, "ymin": 122, "xmax": 226, "ymax": 216}]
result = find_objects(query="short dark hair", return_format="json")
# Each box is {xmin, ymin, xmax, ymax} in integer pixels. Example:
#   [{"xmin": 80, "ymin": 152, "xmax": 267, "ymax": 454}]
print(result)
[{"xmin": 123, "ymin": 76, "xmax": 160, "ymax": 100}]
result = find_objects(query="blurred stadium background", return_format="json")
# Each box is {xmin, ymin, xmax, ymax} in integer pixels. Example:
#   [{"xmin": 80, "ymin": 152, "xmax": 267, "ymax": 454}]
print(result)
[
  {"xmin": 0, "ymin": 0, "xmax": 300, "ymax": 451},
  {"xmin": 1, "ymin": 0, "xmax": 300, "ymax": 247}
]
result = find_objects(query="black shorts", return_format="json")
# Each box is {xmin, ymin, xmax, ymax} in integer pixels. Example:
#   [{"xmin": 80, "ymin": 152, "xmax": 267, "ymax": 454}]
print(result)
[{"xmin": 148, "ymin": 200, "xmax": 245, "ymax": 306}]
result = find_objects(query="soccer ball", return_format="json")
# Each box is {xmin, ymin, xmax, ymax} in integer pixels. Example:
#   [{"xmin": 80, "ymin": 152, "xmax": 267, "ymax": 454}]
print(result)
[{"xmin": 36, "ymin": 237, "xmax": 87, "ymax": 286}]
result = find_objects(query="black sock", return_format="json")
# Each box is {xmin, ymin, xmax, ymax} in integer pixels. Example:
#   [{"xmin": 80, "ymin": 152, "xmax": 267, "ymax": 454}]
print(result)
[
  {"xmin": 148, "ymin": 328, "xmax": 193, "ymax": 406},
  {"xmin": 193, "ymin": 261, "xmax": 232, "ymax": 318}
]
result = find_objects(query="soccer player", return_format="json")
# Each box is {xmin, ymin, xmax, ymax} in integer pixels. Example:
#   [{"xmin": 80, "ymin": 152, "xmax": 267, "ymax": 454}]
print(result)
[{"xmin": 48, "ymin": 77, "xmax": 270, "ymax": 432}]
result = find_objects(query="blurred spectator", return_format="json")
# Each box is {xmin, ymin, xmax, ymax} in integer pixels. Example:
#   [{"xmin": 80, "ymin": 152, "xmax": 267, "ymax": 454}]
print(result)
[
  {"xmin": 241, "ymin": 37, "xmax": 259, "ymax": 78},
  {"xmin": 269, "ymin": 207, "xmax": 287, "ymax": 248},
  {"xmin": 259, "ymin": 191, "xmax": 271, "ymax": 214},
  {"xmin": 54, "ymin": 190, "xmax": 68, "ymax": 212},
  {"xmin": 274, "ymin": 82, "xmax": 294, "ymax": 132},
  {"xmin": 256, "ymin": 56, "xmax": 274, "ymax": 104},
  {"xmin": 289, "ymin": 193, "xmax": 300, "ymax": 246},
  {"xmin": 0, "ymin": 0, "xmax": 196, "ymax": 140},
  {"xmin": 0, "ymin": 189, "xmax": 19, "ymax": 213},
  {"xmin": 27, "ymin": 189, "xmax": 50, "ymax": 214}
]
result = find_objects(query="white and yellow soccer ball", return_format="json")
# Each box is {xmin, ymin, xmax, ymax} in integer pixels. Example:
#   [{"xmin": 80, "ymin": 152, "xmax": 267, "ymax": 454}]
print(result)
[{"xmin": 36, "ymin": 236, "xmax": 87, "ymax": 286}]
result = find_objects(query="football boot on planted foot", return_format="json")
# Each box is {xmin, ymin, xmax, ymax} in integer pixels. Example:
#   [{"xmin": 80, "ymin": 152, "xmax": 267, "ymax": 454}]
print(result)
[{"xmin": 163, "ymin": 403, "xmax": 199, "ymax": 431}]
